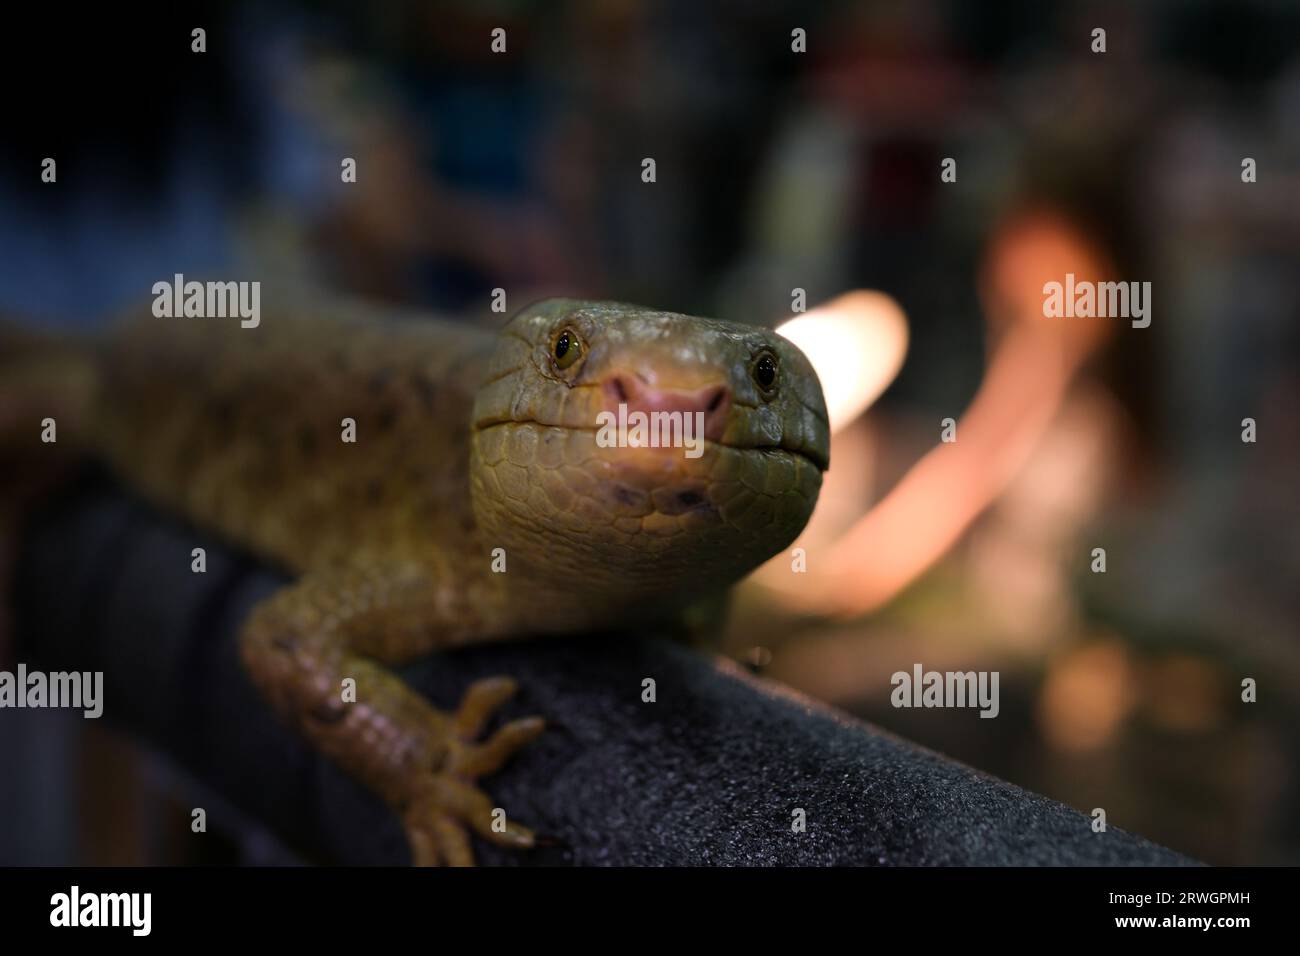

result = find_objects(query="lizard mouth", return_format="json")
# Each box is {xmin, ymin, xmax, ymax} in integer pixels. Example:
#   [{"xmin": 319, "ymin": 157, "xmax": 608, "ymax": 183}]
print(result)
[
  {"xmin": 471, "ymin": 418, "xmax": 823, "ymax": 534},
  {"xmin": 471, "ymin": 418, "xmax": 828, "ymax": 474}
]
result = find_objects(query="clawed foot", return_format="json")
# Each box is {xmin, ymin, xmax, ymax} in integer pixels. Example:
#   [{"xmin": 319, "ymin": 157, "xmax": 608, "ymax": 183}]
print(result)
[{"xmin": 403, "ymin": 676, "xmax": 544, "ymax": 866}]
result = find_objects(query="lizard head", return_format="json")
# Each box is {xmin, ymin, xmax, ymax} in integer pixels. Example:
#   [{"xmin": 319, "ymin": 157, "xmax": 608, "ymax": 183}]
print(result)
[{"xmin": 470, "ymin": 298, "xmax": 829, "ymax": 625}]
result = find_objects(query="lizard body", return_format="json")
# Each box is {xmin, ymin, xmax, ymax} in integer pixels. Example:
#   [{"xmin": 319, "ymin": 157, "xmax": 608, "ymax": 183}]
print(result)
[
  {"xmin": 96, "ymin": 298, "xmax": 492, "ymax": 579},
  {"xmin": 26, "ymin": 296, "xmax": 830, "ymax": 864}
]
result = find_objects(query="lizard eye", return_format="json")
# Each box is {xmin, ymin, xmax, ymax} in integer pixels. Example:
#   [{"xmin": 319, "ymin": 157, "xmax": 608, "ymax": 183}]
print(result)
[
  {"xmin": 552, "ymin": 328, "xmax": 584, "ymax": 371},
  {"xmin": 751, "ymin": 349, "xmax": 779, "ymax": 397}
]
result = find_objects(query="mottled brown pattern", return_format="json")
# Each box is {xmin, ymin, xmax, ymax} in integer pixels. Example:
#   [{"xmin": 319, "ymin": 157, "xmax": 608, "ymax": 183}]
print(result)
[{"xmin": 94, "ymin": 298, "xmax": 494, "ymax": 575}]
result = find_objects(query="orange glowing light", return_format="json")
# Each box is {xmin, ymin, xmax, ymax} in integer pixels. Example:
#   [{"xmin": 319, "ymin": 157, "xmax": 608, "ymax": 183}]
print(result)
[{"xmin": 776, "ymin": 290, "xmax": 908, "ymax": 433}]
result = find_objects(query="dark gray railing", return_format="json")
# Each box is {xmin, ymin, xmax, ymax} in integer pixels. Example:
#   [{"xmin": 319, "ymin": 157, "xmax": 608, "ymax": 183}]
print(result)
[{"xmin": 13, "ymin": 472, "xmax": 1194, "ymax": 865}]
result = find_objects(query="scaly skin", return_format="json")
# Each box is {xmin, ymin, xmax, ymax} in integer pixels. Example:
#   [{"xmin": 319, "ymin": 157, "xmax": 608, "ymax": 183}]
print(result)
[{"xmin": 85, "ymin": 296, "xmax": 830, "ymax": 864}]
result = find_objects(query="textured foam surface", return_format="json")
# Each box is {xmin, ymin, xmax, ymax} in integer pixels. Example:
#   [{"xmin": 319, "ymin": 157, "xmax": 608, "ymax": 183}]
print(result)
[{"xmin": 14, "ymin": 475, "xmax": 1195, "ymax": 866}]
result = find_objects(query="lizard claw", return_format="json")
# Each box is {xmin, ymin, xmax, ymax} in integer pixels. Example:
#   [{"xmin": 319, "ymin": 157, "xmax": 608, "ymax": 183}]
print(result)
[
  {"xmin": 402, "ymin": 675, "xmax": 544, "ymax": 866},
  {"xmin": 449, "ymin": 715, "xmax": 546, "ymax": 776},
  {"xmin": 452, "ymin": 675, "xmax": 522, "ymax": 738}
]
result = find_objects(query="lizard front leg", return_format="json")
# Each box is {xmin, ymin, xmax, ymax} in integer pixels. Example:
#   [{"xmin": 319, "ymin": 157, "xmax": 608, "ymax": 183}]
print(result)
[{"xmin": 238, "ymin": 564, "xmax": 543, "ymax": 865}]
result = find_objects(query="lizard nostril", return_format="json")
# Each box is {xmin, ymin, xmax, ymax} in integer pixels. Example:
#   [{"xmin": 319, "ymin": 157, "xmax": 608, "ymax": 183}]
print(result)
[
  {"xmin": 700, "ymin": 385, "xmax": 731, "ymax": 441},
  {"xmin": 604, "ymin": 375, "xmax": 631, "ymax": 404}
]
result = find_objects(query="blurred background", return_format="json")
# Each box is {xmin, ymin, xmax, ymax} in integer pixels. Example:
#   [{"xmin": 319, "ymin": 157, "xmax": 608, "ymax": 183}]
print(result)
[{"xmin": 1, "ymin": 0, "xmax": 1297, "ymax": 865}]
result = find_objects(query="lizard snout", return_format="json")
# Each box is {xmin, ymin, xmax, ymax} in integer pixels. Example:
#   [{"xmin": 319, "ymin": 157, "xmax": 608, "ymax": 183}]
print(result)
[{"xmin": 601, "ymin": 373, "xmax": 731, "ymax": 443}]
